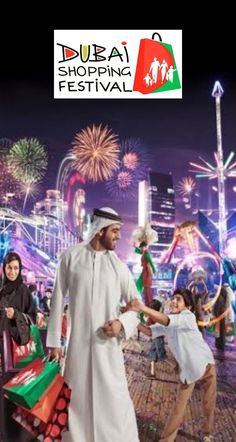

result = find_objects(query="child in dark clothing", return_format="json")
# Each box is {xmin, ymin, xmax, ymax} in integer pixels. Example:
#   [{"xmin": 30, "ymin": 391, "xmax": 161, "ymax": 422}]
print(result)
[{"xmin": 139, "ymin": 299, "xmax": 166, "ymax": 378}]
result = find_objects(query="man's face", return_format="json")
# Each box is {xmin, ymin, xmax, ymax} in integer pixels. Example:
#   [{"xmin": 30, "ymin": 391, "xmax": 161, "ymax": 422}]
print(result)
[{"xmin": 100, "ymin": 224, "xmax": 121, "ymax": 250}]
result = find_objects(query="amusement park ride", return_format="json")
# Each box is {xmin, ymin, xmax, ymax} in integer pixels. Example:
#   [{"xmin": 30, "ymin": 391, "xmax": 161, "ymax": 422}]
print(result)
[
  {"xmin": 158, "ymin": 81, "xmax": 236, "ymax": 328},
  {"xmin": 160, "ymin": 220, "xmax": 225, "ymax": 326},
  {"xmin": 0, "ymin": 206, "xmax": 77, "ymax": 283}
]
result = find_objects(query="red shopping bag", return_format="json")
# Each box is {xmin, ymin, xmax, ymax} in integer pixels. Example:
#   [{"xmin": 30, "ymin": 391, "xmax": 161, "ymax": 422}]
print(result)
[
  {"xmin": 12, "ymin": 322, "xmax": 45, "ymax": 368},
  {"xmin": 133, "ymin": 32, "xmax": 181, "ymax": 94},
  {"xmin": 12, "ymin": 373, "xmax": 64, "ymax": 423},
  {"xmin": 12, "ymin": 382, "xmax": 71, "ymax": 441},
  {"xmin": 2, "ymin": 324, "xmax": 44, "ymax": 373}
]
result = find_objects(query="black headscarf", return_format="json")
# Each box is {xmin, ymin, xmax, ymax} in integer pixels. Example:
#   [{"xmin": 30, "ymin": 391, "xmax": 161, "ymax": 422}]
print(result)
[
  {"xmin": 1, "ymin": 252, "xmax": 23, "ymax": 297},
  {"xmin": 0, "ymin": 252, "xmax": 35, "ymax": 344}
]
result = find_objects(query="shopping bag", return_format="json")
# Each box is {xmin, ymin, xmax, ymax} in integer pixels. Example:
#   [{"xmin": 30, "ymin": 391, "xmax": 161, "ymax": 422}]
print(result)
[
  {"xmin": 12, "ymin": 373, "xmax": 65, "ymax": 423},
  {"xmin": 2, "ymin": 358, "xmax": 60, "ymax": 408},
  {"xmin": 36, "ymin": 312, "xmax": 48, "ymax": 329},
  {"xmin": 206, "ymin": 322, "xmax": 220, "ymax": 338},
  {"xmin": 133, "ymin": 32, "xmax": 181, "ymax": 95},
  {"xmin": 2, "ymin": 330, "xmax": 19, "ymax": 373},
  {"xmin": 225, "ymin": 322, "xmax": 235, "ymax": 337},
  {"xmin": 207, "ymin": 321, "xmax": 235, "ymax": 338},
  {"xmin": 12, "ymin": 323, "xmax": 45, "ymax": 368},
  {"xmin": 12, "ymin": 381, "xmax": 71, "ymax": 441}
]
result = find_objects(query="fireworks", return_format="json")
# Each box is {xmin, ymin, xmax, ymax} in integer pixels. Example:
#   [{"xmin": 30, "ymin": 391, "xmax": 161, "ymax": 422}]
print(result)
[
  {"xmin": 120, "ymin": 138, "xmax": 150, "ymax": 180},
  {"xmin": 71, "ymin": 124, "xmax": 120, "ymax": 182},
  {"xmin": 20, "ymin": 182, "xmax": 41, "ymax": 211},
  {"xmin": 0, "ymin": 139, "xmax": 21, "ymax": 206},
  {"xmin": 7, "ymin": 138, "xmax": 48, "ymax": 211},
  {"xmin": 0, "ymin": 137, "xmax": 13, "ymax": 150},
  {"xmin": 105, "ymin": 137, "xmax": 150, "ymax": 200},
  {"xmin": 123, "ymin": 152, "xmax": 138, "ymax": 170},
  {"xmin": 189, "ymin": 151, "xmax": 236, "ymax": 179},
  {"xmin": 117, "ymin": 170, "xmax": 133, "ymax": 188},
  {"xmin": 105, "ymin": 168, "xmax": 137, "ymax": 199},
  {"xmin": 8, "ymin": 138, "xmax": 48, "ymax": 185},
  {"xmin": 177, "ymin": 176, "xmax": 196, "ymax": 196}
]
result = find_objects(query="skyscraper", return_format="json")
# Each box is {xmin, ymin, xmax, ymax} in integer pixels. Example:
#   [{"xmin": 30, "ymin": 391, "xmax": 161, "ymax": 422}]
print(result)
[{"xmin": 139, "ymin": 171, "xmax": 175, "ymax": 260}]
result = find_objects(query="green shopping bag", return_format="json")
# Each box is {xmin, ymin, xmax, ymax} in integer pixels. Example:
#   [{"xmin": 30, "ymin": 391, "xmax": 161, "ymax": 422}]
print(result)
[
  {"xmin": 12, "ymin": 324, "xmax": 45, "ymax": 368},
  {"xmin": 207, "ymin": 321, "xmax": 235, "ymax": 337},
  {"xmin": 2, "ymin": 358, "xmax": 60, "ymax": 409},
  {"xmin": 206, "ymin": 322, "xmax": 220, "ymax": 338}
]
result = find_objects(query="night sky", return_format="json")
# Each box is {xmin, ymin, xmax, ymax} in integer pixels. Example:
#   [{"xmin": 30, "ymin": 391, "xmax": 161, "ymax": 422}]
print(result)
[{"xmin": 1, "ymin": 24, "xmax": 235, "ymax": 258}]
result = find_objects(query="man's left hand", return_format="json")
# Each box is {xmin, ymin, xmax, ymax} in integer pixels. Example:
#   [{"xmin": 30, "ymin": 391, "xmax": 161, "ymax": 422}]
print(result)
[{"xmin": 102, "ymin": 319, "xmax": 122, "ymax": 337}]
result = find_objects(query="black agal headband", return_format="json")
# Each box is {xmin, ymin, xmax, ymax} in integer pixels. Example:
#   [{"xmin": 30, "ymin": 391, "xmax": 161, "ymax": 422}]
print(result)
[{"xmin": 92, "ymin": 208, "xmax": 122, "ymax": 223}]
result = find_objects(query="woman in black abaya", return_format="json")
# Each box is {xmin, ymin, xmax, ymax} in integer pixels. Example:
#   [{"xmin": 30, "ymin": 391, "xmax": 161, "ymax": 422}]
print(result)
[{"xmin": 0, "ymin": 251, "xmax": 36, "ymax": 442}]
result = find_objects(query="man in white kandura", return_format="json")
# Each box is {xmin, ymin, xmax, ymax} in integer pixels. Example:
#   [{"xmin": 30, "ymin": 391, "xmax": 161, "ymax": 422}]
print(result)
[{"xmin": 46, "ymin": 207, "xmax": 140, "ymax": 442}]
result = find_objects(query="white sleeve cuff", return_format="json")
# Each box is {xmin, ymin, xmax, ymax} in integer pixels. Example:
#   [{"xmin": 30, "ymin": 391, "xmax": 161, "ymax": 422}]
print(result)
[
  {"xmin": 46, "ymin": 331, "xmax": 61, "ymax": 348},
  {"xmin": 119, "ymin": 311, "xmax": 139, "ymax": 339}
]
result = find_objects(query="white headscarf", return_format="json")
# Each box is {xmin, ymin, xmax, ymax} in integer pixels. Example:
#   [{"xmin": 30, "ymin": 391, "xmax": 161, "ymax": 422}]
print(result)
[{"xmin": 85, "ymin": 207, "xmax": 123, "ymax": 243}]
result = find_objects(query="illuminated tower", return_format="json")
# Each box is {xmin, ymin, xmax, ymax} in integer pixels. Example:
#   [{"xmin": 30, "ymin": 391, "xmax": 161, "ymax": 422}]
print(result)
[
  {"xmin": 190, "ymin": 82, "xmax": 236, "ymax": 258},
  {"xmin": 211, "ymin": 81, "xmax": 227, "ymax": 258}
]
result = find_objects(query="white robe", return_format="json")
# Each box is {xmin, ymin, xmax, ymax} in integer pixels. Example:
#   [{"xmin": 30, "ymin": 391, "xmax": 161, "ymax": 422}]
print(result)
[{"xmin": 46, "ymin": 243, "xmax": 140, "ymax": 442}]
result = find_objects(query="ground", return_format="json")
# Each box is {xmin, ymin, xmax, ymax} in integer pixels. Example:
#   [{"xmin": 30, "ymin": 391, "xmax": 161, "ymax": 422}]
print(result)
[{"xmin": 124, "ymin": 333, "xmax": 236, "ymax": 441}]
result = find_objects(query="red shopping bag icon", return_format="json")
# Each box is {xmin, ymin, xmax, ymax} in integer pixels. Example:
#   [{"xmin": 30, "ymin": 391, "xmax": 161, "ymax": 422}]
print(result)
[{"xmin": 133, "ymin": 32, "xmax": 181, "ymax": 95}]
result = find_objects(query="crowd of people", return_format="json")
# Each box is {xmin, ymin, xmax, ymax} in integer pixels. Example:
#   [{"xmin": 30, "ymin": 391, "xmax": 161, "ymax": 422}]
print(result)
[{"xmin": 0, "ymin": 206, "xmax": 235, "ymax": 442}]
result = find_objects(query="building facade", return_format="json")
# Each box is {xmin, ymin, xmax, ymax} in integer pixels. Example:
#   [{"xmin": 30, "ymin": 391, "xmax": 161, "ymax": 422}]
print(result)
[{"xmin": 139, "ymin": 171, "xmax": 175, "ymax": 261}]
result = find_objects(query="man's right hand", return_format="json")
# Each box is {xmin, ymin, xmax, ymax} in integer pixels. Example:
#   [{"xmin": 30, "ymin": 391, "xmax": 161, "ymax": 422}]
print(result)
[{"xmin": 49, "ymin": 347, "xmax": 62, "ymax": 361}]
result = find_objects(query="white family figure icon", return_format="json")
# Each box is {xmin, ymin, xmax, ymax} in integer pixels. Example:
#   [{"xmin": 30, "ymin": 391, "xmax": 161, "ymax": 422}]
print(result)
[{"xmin": 144, "ymin": 57, "xmax": 176, "ymax": 87}]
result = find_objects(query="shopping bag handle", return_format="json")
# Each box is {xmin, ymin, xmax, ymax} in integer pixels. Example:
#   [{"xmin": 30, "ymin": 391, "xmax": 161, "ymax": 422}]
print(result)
[
  {"xmin": 43, "ymin": 354, "xmax": 60, "ymax": 365},
  {"xmin": 152, "ymin": 32, "xmax": 162, "ymax": 42},
  {"xmin": 22, "ymin": 313, "xmax": 34, "ymax": 325},
  {"xmin": 43, "ymin": 354, "xmax": 52, "ymax": 362}
]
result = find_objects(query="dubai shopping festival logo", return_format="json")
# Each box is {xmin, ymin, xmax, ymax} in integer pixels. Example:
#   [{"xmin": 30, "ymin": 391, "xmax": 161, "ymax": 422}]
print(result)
[
  {"xmin": 133, "ymin": 32, "xmax": 181, "ymax": 95},
  {"xmin": 54, "ymin": 30, "xmax": 182, "ymax": 99}
]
